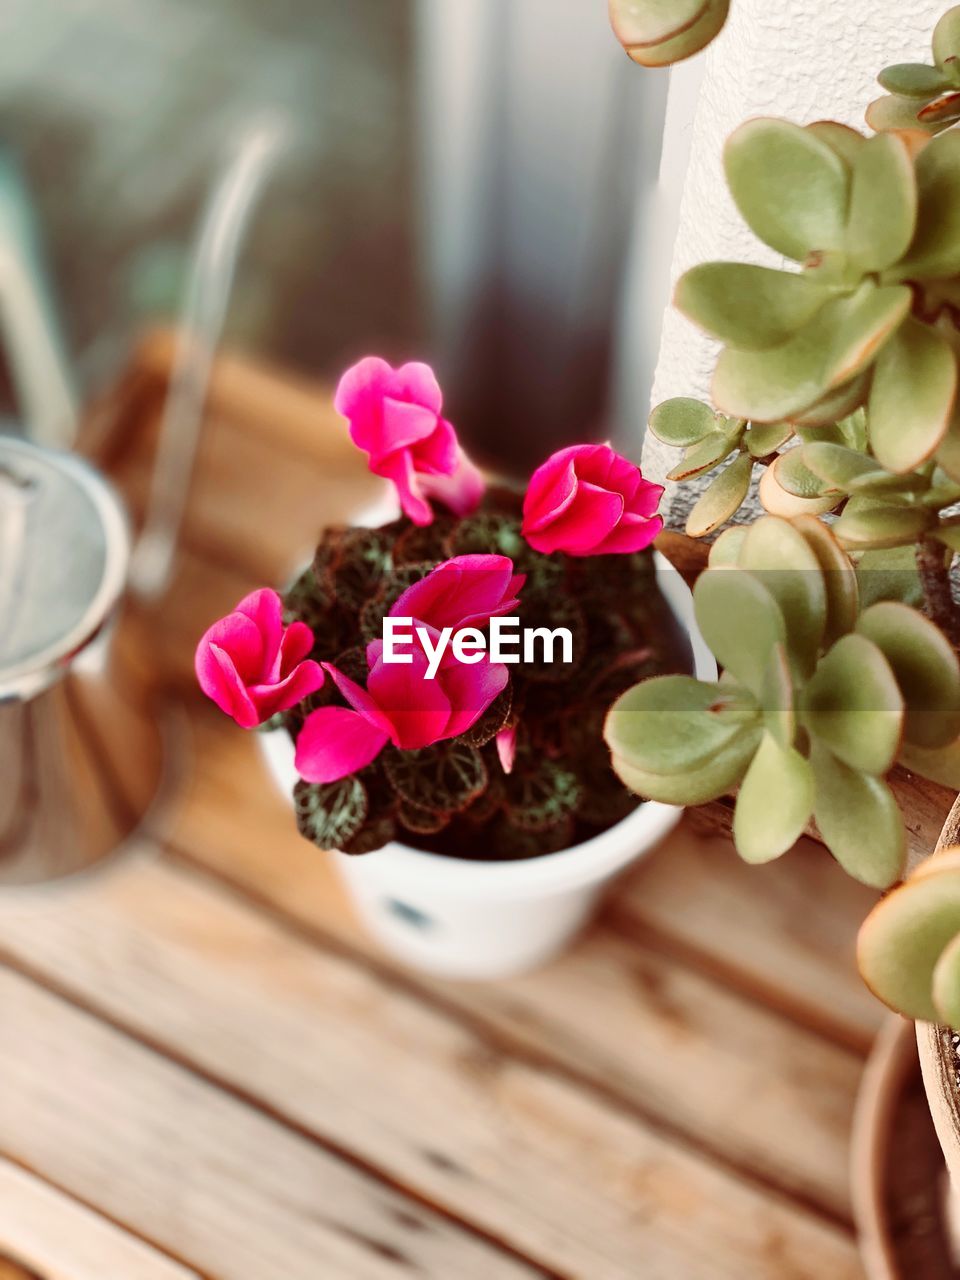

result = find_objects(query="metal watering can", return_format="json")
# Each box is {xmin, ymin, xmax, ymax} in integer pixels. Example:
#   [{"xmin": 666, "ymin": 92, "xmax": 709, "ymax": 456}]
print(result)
[{"xmin": 0, "ymin": 120, "xmax": 286, "ymax": 884}]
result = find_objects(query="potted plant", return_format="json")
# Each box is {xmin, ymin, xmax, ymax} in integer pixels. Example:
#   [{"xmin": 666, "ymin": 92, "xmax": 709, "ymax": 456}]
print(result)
[
  {"xmin": 195, "ymin": 356, "xmax": 714, "ymax": 978},
  {"xmin": 603, "ymin": 4, "xmax": 960, "ymax": 1272}
]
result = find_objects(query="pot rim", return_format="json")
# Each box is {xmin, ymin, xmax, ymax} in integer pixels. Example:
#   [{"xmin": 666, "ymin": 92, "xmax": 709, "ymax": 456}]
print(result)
[{"xmin": 259, "ymin": 549, "xmax": 716, "ymax": 897}]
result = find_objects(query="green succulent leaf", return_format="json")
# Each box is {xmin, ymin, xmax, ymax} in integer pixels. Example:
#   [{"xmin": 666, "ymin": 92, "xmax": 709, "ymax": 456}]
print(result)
[
  {"xmin": 733, "ymin": 731, "xmax": 813, "ymax": 864},
  {"xmin": 935, "ymin": 524, "xmax": 960, "ymax": 551},
  {"xmin": 833, "ymin": 500, "xmax": 935, "ymax": 549},
  {"xmin": 807, "ymin": 121, "xmax": 866, "ymax": 166},
  {"xmin": 932, "ymin": 930, "xmax": 960, "ymax": 1030},
  {"xmin": 760, "ymin": 643, "xmax": 795, "ymax": 749},
  {"xmin": 745, "ymin": 420, "xmax": 794, "ymax": 457},
  {"xmin": 802, "ymin": 633, "xmax": 904, "ymax": 774},
  {"xmin": 846, "ymin": 131, "xmax": 917, "ymax": 272},
  {"xmin": 800, "ymin": 442, "xmax": 879, "ymax": 489},
  {"xmin": 675, "ymin": 263, "xmax": 829, "ymax": 350},
  {"xmin": 865, "ymin": 95, "xmax": 936, "ymax": 134},
  {"xmin": 933, "ymin": 6, "xmax": 960, "ymax": 66},
  {"xmin": 856, "ymin": 600, "xmax": 960, "ymax": 747},
  {"xmin": 611, "ymin": 723, "xmax": 762, "ymax": 805},
  {"xmin": 877, "ymin": 64, "xmax": 951, "ymax": 96},
  {"xmin": 789, "ymin": 373, "xmax": 871, "ymax": 428},
  {"xmin": 900, "ymin": 738, "xmax": 960, "ymax": 788},
  {"xmin": 608, "ymin": 0, "xmax": 709, "ymax": 46},
  {"xmin": 684, "ymin": 452, "xmax": 754, "ymax": 536},
  {"xmin": 855, "ymin": 545, "xmax": 924, "ymax": 609},
  {"xmin": 900, "ymin": 130, "xmax": 960, "ymax": 279},
  {"xmin": 811, "ymin": 742, "xmax": 906, "ymax": 888},
  {"xmin": 707, "ymin": 525, "xmax": 749, "ymax": 567},
  {"xmin": 693, "ymin": 568, "xmax": 785, "ymax": 697},
  {"xmin": 713, "ymin": 284, "xmax": 911, "ymax": 422},
  {"xmin": 775, "ymin": 447, "xmax": 834, "ymax": 498},
  {"xmin": 612, "ymin": 0, "xmax": 730, "ymax": 66},
  {"xmin": 739, "ymin": 515, "xmax": 827, "ymax": 674},
  {"xmin": 858, "ymin": 862, "xmax": 960, "ymax": 1021},
  {"xmin": 918, "ymin": 91, "xmax": 960, "ymax": 127},
  {"xmin": 603, "ymin": 675, "xmax": 760, "ymax": 776},
  {"xmin": 792, "ymin": 514, "xmax": 860, "ymax": 644},
  {"xmin": 648, "ymin": 397, "xmax": 719, "ymax": 447},
  {"xmin": 868, "ymin": 318, "xmax": 957, "ymax": 473},
  {"xmin": 724, "ymin": 118, "xmax": 849, "ymax": 261},
  {"xmin": 667, "ymin": 427, "xmax": 742, "ymax": 481},
  {"xmin": 758, "ymin": 458, "xmax": 841, "ymax": 518}
]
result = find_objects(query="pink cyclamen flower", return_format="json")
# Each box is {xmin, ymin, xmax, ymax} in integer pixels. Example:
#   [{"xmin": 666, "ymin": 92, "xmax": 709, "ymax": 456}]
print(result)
[
  {"xmin": 390, "ymin": 554, "xmax": 524, "ymax": 632},
  {"xmin": 335, "ymin": 356, "xmax": 484, "ymax": 526},
  {"xmin": 196, "ymin": 589, "xmax": 325, "ymax": 729},
  {"xmin": 294, "ymin": 556, "xmax": 521, "ymax": 784},
  {"xmin": 521, "ymin": 443, "xmax": 664, "ymax": 556},
  {"xmin": 495, "ymin": 724, "xmax": 517, "ymax": 774}
]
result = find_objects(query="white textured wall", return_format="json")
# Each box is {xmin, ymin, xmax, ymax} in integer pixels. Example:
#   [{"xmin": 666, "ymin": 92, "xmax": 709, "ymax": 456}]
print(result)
[{"xmin": 642, "ymin": 0, "xmax": 946, "ymax": 523}]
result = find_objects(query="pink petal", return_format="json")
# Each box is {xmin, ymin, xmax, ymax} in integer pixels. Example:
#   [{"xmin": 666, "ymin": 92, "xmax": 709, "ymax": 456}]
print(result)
[
  {"xmin": 522, "ymin": 450, "xmax": 578, "ymax": 533},
  {"xmin": 334, "ymin": 357, "xmax": 394, "ymax": 453},
  {"xmin": 441, "ymin": 657, "xmax": 509, "ymax": 737},
  {"xmin": 322, "ymin": 663, "xmax": 395, "ymax": 737},
  {"xmin": 248, "ymin": 659, "xmax": 325, "ymax": 720},
  {"xmin": 391, "ymin": 554, "xmax": 520, "ymax": 631},
  {"xmin": 496, "ymin": 725, "xmax": 517, "ymax": 774},
  {"xmin": 592, "ymin": 512, "xmax": 664, "ymax": 555},
  {"xmin": 197, "ymin": 612, "xmax": 264, "ymax": 686},
  {"xmin": 377, "ymin": 450, "xmax": 434, "ymax": 526},
  {"xmin": 378, "ymin": 397, "xmax": 442, "ymax": 457},
  {"xmin": 278, "ymin": 620, "xmax": 316, "ymax": 674},
  {"xmin": 235, "ymin": 588, "xmax": 284, "ymax": 678},
  {"xmin": 526, "ymin": 481, "xmax": 624, "ymax": 555},
  {"xmin": 196, "ymin": 643, "xmax": 260, "ymax": 727},
  {"xmin": 295, "ymin": 706, "xmax": 390, "ymax": 783},
  {"xmin": 391, "ymin": 361, "xmax": 443, "ymax": 415},
  {"xmin": 367, "ymin": 647, "xmax": 452, "ymax": 749},
  {"xmin": 626, "ymin": 479, "xmax": 665, "ymax": 520},
  {"xmin": 420, "ymin": 447, "xmax": 485, "ymax": 517},
  {"xmin": 410, "ymin": 417, "xmax": 459, "ymax": 476}
]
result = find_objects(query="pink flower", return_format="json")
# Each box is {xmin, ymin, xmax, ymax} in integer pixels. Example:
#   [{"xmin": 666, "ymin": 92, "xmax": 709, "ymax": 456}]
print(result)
[
  {"xmin": 294, "ymin": 556, "xmax": 521, "ymax": 783},
  {"xmin": 196, "ymin": 589, "xmax": 325, "ymax": 729},
  {"xmin": 335, "ymin": 356, "xmax": 484, "ymax": 526},
  {"xmin": 521, "ymin": 444, "xmax": 664, "ymax": 556},
  {"xmin": 390, "ymin": 554, "xmax": 524, "ymax": 631},
  {"xmin": 495, "ymin": 724, "xmax": 517, "ymax": 774}
]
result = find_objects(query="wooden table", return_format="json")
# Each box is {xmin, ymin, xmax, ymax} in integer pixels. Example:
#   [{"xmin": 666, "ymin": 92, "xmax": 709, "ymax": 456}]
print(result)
[{"xmin": 0, "ymin": 337, "xmax": 938, "ymax": 1278}]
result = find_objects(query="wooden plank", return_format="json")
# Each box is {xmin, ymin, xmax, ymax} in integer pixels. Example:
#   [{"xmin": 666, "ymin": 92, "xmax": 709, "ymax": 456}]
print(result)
[
  {"xmin": 0, "ymin": 970, "xmax": 541, "ymax": 1280},
  {"xmin": 0, "ymin": 1157, "xmax": 200, "ymax": 1280},
  {"xmin": 614, "ymin": 826, "xmax": 885, "ymax": 1053},
  {"xmin": 0, "ymin": 863, "xmax": 861, "ymax": 1280}
]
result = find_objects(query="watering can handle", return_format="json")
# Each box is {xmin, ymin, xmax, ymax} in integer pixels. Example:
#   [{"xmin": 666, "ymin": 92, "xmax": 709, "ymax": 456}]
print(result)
[
  {"xmin": 0, "ymin": 148, "xmax": 79, "ymax": 449},
  {"xmin": 131, "ymin": 115, "xmax": 288, "ymax": 602}
]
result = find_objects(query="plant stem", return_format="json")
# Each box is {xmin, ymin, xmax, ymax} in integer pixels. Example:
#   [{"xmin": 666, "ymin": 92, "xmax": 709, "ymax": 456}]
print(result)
[{"xmin": 917, "ymin": 536, "xmax": 960, "ymax": 647}]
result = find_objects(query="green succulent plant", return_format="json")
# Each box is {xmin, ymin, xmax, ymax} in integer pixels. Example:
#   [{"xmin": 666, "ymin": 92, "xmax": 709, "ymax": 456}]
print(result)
[
  {"xmin": 869, "ymin": 7, "xmax": 960, "ymax": 134},
  {"xmin": 605, "ymin": 514, "xmax": 960, "ymax": 887},
  {"xmin": 608, "ymin": 0, "xmax": 730, "ymax": 66}
]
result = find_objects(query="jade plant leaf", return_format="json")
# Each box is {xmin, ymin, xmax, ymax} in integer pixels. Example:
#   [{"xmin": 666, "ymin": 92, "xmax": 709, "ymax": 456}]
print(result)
[
  {"xmin": 611, "ymin": 0, "xmax": 730, "ymax": 66},
  {"xmin": 855, "ymin": 545, "xmax": 924, "ymax": 609},
  {"xmin": 867, "ymin": 318, "xmax": 957, "ymax": 473},
  {"xmin": 707, "ymin": 525, "xmax": 749, "ymax": 567},
  {"xmin": 932, "ymin": 930, "xmax": 960, "ymax": 1030},
  {"xmin": 807, "ymin": 121, "xmax": 865, "ymax": 166},
  {"xmin": 745, "ymin": 421, "xmax": 794, "ymax": 457},
  {"xmin": 933, "ymin": 6, "xmax": 960, "ymax": 66},
  {"xmin": 675, "ymin": 264, "xmax": 829, "ymax": 350},
  {"xmin": 684, "ymin": 452, "xmax": 754, "ymax": 536},
  {"xmin": 758, "ymin": 460, "xmax": 841, "ymax": 518},
  {"xmin": 878, "ymin": 64, "xmax": 951, "ymax": 96},
  {"xmin": 846, "ymin": 131, "xmax": 917, "ymax": 272},
  {"xmin": 802, "ymin": 633, "xmax": 904, "ymax": 774},
  {"xmin": 900, "ymin": 130, "xmax": 960, "ymax": 279},
  {"xmin": 792, "ymin": 514, "xmax": 859, "ymax": 644},
  {"xmin": 693, "ymin": 568, "xmax": 785, "ymax": 696},
  {"xmin": 866, "ymin": 95, "xmax": 938, "ymax": 134},
  {"xmin": 774, "ymin": 447, "xmax": 834, "ymax": 499},
  {"xmin": 857, "ymin": 861, "xmax": 960, "ymax": 1020},
  {"xmin": 833, "ymin": 500, "xmax": 935, "ymax": 549},
  {"xmin": 608, "ymin": 0, "xmax": 708, "ymax": 46},
  {"xmin": 760, "ymin": 643, "xmax": 795, "ymax": 748},
  {"xmin": 811, "ymin": 742, "xmax": 906, "ymax": 888},
  {"xmin": 724, "ymin": 118, "xmax": 849, "ymax": 261},
  {"xmin": 603, "ymin": 675, "xmax": 760, "ymax": 775},
  {"xmin": 739, "ymin": 516, "xmax": 827, "ymax": 674},
  {"xmin": 789, "ymin": 372, "xmax": 871, "ymax": 429},
  {"xmin": 666, "ymin": 426, "xmax": 742, "ymax": 481},
  {"xmin": 732, "ymin": 731, "xmax": 813, "ymax": 864},
  {"xmin": 648, "ymin": 397, "xmax": 719, "ymax": 447},
  {"xmin": 800, "ymin": 442, "xmax": 880, "ymax": 489},
  {"xmin": 610, "ymin": 723, "xmax": 762, "ymax": 805},
  {"xmin": 900, "ymin": 739, "xmax": 960, "ymax": 790},
  {"xmin": 712, "ymin": 284, "xmax": 911, "ymax": 422},
  {"xmin": 856, "ymin": 600, "xmax": 960, "ymax": 747}
]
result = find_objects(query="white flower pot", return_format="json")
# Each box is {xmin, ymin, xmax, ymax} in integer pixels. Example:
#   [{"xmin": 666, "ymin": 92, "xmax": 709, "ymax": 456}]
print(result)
[{"xmin": 260, "ymin": 551, "xmax": 714, "ymax": 980}]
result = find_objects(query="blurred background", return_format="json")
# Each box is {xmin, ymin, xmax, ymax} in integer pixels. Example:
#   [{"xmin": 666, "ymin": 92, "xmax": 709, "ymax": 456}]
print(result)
[{"xmin": 0, "ymin": 0, "xmax": 671, "ymax": 470}]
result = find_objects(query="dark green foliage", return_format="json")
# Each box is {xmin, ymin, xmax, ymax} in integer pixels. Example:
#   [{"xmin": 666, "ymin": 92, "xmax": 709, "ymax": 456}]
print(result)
[{"xmin": 281, "ymin": 493, "xmax": 684, "ymax": 859}]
